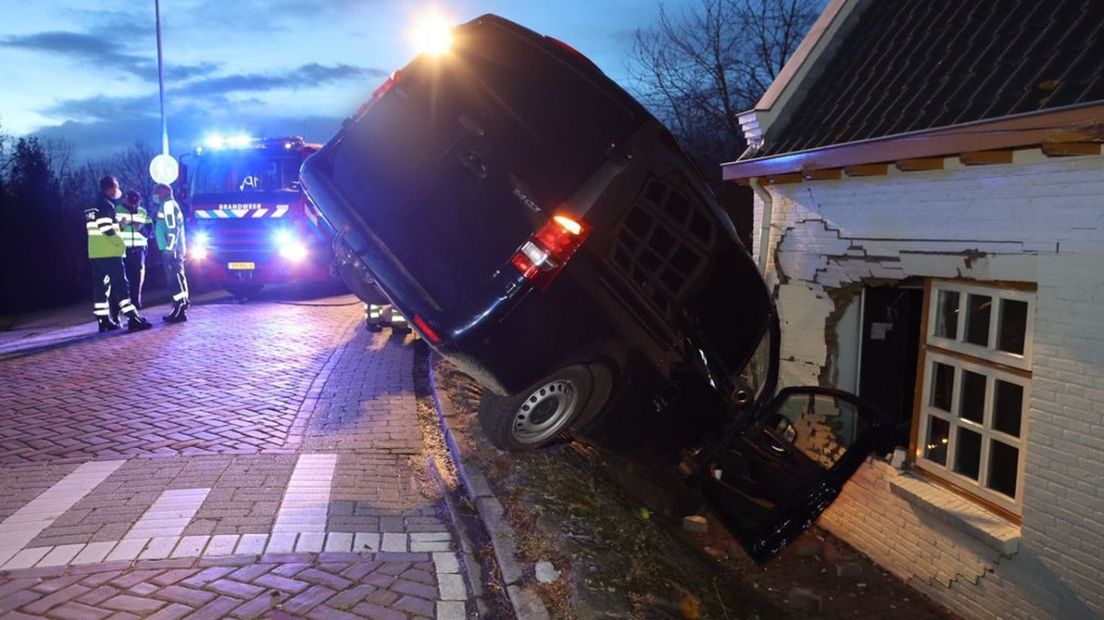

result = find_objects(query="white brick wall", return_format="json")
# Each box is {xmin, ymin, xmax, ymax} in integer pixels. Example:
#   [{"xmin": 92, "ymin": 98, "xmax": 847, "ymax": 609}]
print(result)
[{"xmin": 754, "ymin": 150, "xmax": 1104, "ymax": 619}]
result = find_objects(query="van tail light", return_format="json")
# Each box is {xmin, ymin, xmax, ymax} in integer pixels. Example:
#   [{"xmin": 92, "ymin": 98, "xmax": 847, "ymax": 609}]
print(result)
[
  {"xmin": 354, "ymin": 70, "xmax": 403, "ymax": 118},
  {"xmin": 510, "ymin": 214, "xmax": 590, "ymax": 290}
]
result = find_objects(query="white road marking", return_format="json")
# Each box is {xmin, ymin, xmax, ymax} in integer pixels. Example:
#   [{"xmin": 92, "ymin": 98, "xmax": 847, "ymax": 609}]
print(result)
[
  {"xmin": 272, "ymin": 454, "xmax": 337, "ymax": 533},
  {"xmin": 125, "ymin": 488, "xmax": 210, "ymax": 540},
  {"xmin": 0, "ymin": 460, "xmax": 124, "ymax": 568}
]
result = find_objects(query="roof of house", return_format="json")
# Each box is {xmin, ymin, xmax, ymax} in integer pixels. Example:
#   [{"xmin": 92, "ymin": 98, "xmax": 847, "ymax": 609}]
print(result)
[{"xmin": 759, "ymin": 0, "xmax": 1104, "ymax": 158}]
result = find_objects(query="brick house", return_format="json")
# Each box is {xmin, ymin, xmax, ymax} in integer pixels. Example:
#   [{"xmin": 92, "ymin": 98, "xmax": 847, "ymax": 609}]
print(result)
[{"xmin": 721, "ymin": 1, "xmax": 1104, "ymax": 618}]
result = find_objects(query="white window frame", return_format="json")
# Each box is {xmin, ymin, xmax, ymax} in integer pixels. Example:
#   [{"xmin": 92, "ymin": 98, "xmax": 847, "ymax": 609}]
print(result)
[
  {"xmin": 916, "ymin": 351, "xmax": 1030, "ymax": 513},
  {"xmin": 926, "ymin": 281, "xmax": 1035, "ymax": 371}
]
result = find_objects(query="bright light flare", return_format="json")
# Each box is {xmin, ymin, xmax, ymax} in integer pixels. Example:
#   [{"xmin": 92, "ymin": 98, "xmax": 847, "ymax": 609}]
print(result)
[
  {"xmin": 553, "ymin": 215, "xmax": 583, "ymax": 235},
  {"xmin": 202, "ymin": 133, "xmax": 254, "ymax": 150},
  {"xmin": 191, "ymin": 246, "xmax": 208, "ymax": 261},
  {"xmin": 280, "ymin": 243, "xmax": 308, "ymax": 262},
  {"xmin": 411, "ymin": 9, "xmax": 454, "ymax": 56},
  {"xmin": 273, "ymin": 229, "xmax": 294, "ymax": 245}
]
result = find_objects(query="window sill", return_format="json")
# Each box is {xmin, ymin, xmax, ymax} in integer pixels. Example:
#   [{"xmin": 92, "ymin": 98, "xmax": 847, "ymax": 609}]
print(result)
[{"xmin": 889, "ymin": 472, "xmax": 1021, "ymax": 556}]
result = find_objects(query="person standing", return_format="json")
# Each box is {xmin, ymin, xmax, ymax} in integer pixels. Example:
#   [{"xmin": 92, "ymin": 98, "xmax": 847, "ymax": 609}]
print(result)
[
  {"xmin": 153, "ymin": 183, "xmax": 190, "ymax": 323},
  {"xmin": 85, "ymin": 176, "xmax": 153, "ymax": 333},
  {"xmin": 116, "ymin": 190, "xmax": 151, "ymax": 309}
]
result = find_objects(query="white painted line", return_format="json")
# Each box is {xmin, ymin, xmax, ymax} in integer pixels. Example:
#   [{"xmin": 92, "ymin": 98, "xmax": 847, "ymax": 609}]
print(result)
[
  {"xmin": 4, "ymin": 547, "xmax": 51, "ymax": 570},
  {"xmin": 263, "ymin": 532, "xmax": 296, "ymax": 554},
  {"xmin": 295, "ymin": 532, "xmax": 325, "ymax": 553},
  {"xmin": 272, "ymin": 454, "xmax": 336, "ymax": 533},
  {"xmin": 0, "ymin": 460, "xmax": 124, "ymax": 566},
  {"xmin": 324, "ymin": 532, "xmax": 353, "ymax": 553},
  {"xmin": 37, "ymin": 543, "xmax": 85, "ymax": 567},
  {"xmin": 125, "ymin": 488, "xmax": 210, "ymax": 540},
  {"xmin": 204, "ymin": 535, "xmax": 240, "ymax": 557},
  {"xmin": 353, "ymin": 532, "xmax": 380, "ymax": 553},
  {"xmin": 237, "ymin": 534, "xmax": 270, "ymax": 556},
  {"xmin": 73, "ymin": 541, "xmax": 117, "ymax": 565},
  {"xmin": 106, "ymin": 538, "xmax": 148, "ymax": 562},
  {"xmin": 381, "ymin": 533, "xmax": 407, "ymax": 552},
  {"xmin": 139, "ymin": 536, "xmax": 180, "ymax": 560},
  {"xmin": 172, "ymin": 536, "xmax": 210, "ymax": 558},
  {"xmin": 433, "ymin": 552, "xmax": 460, "ymax": 574}
]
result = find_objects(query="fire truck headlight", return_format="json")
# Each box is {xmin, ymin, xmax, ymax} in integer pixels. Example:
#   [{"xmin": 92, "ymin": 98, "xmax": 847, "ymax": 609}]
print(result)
[
  {"xmin": 274, "ymin": 229, "xmax": 294, "ymax": 246},
  {"xmin": 280, "ymin": 242, "xmax": 308, "ymax": 262}
]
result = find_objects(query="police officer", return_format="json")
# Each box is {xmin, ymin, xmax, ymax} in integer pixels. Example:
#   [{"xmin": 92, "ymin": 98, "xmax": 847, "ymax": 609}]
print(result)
[
  {"xmin": 153, "ymin": 184, "xmax": 189, "ymax": 323},
  {"xmin": 116, "ymin": 190, "xmax": 151, "ymax": 309},
  {"xmin": 86, "ymin": 176, "xmax": 153, "ymax": 333}
]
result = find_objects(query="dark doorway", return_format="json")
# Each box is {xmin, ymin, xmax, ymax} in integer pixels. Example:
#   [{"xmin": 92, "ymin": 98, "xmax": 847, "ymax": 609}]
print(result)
[{"xmin": 859, "ymin": 286, "xmax": 924, "ymax": 448}]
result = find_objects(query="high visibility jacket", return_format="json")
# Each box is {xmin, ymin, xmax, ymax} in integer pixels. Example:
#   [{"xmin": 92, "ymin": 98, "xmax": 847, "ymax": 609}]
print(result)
[
  {"xmin": 115, "ymin": 204, "xmax": 151, "ymax": 248},
  {"xmin": 85, "ymin": 198, "xmax": 125, "ymax": 259},
  {"xmin": 154, "ymin": 199, "xmax": 187, "ymax": 258}
]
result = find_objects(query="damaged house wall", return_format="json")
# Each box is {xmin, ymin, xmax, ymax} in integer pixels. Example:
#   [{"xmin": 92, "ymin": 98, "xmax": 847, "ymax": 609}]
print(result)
[{"xmin": 753, "ymin": 149, "xmax": 1104, "ymax": 619}]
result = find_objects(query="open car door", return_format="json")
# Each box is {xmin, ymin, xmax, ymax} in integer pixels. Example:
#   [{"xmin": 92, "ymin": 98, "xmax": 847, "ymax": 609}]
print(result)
[{"xmin": 700, "ymin": 386, "xmax": 892, "ymax": 564}]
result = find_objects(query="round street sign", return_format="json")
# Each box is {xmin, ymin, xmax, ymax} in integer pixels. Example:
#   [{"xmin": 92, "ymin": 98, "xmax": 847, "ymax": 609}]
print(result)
[{"xmin": 149, "ymin": 153, "xmax": 179, "ymax": 185}]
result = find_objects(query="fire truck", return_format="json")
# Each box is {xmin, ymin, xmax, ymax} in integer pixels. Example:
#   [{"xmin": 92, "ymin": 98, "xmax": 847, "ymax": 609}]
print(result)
[{"xmin": 180, "ymin": 135, "xmax": 333, "ymax": 298}]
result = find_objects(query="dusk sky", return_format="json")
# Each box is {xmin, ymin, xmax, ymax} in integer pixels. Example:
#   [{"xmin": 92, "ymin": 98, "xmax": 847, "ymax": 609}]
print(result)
[{"xmin": 0, "ymin": 0, "xmax": 695, "ymax": 161}]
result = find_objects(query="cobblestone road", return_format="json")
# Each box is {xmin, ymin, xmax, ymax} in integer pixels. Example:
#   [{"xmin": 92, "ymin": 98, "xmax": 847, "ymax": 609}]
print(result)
[{"xmin": 0, "ymin": 296, "xmax": 470, "ymax": 619}]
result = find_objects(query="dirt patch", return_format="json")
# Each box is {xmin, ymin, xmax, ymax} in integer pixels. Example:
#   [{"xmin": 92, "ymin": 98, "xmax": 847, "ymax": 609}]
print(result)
[{"xmin": 433, "ymin": 356, "xmax": 959, "ymax": 620}]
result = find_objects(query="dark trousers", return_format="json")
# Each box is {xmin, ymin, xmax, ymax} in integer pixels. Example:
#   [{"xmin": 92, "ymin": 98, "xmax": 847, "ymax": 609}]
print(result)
[
  {"xmin": 163, "ymin": 252, "xmax": 189, "ymax": 309},
  {"xmin": 92, "ymin": 257, "xmax": 137, "ymax": 321},
  {"xmin": 124, "ymin": 247, "xmax": 146, "ymax": 309}
]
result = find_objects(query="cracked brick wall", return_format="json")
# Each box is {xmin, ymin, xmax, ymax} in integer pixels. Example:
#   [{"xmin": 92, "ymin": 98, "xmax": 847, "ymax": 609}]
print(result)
[{"xmin": 752, "ymin": 149, "xmax": 1104, "ymax": 619}]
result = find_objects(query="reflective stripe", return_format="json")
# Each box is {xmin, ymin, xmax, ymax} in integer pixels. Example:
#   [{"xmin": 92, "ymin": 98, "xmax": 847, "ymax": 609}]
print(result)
[
  {"xmin": 95, "ymin": 218, "xmax": 114, "ymax": 226},
  {"xmin": 252, "ymin": 209, "xmax": 268, "ymax": 218},
  {"xmin": 94, "ymin": 302, "xmax": 109, "ymax": 308},
  {"xmin": 93, "ymin": 309, "xmax": 110, "ymax": 317},
  {"xmin": 172, "ymin": 292, "xmax": 187, "ymax": 301}
]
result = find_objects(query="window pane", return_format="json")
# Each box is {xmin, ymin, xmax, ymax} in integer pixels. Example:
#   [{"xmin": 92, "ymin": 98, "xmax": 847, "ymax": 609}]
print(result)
[
  {"xmin": 998, "ymin": 299, "xmax": 1028, "ymax": 355},
  {"xmin": 988, "ymin": 440, "xmax": 1019, "ymax": 498},
  {"xmin": 925, "ymin": 416, "xmax": 949, "ymax": 465},
  {"xmin": 930, "ymin": 362, "xmax": 955, "ymax": 412},
  {"xmin": 994, "ymin": 380, "xmax": 1024, "ymax": 437},
  {"xmin": 954, "ymin": 427, "xmax": 982, "ymax": 480},
  {"xmin": 960, "ymin": 370, "xmax": 986, "ymax": 423},
  {"xmin": 934, "ymin": 290, "xmax": 960, "ymax": 339},
  {"xmin": 965, "ymin": 294, "xmax": 992, "ymax": 346}
]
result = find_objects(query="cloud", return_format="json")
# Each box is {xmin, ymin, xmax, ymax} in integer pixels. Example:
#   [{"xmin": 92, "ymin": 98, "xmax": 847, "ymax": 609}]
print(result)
[
  {"xmin": 33, "ymin": 113, "xmax": 345, "ymax": 163},
  {"xmin": 0, "ymin": 31, "xmax": 219, "ymax": 80},
  {"xmin": 179, "ymin": 63, "xmax": 386, "ymax": 97}
]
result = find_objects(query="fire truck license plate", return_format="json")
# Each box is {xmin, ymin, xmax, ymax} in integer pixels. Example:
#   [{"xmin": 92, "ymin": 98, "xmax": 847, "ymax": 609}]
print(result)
[{"xmin": 228, "ymin": 262, "xmax": 255, "ymax": 270}]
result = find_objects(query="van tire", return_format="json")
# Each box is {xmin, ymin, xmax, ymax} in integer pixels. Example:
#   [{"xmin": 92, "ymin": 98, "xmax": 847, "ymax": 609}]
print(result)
[{"xmin": 479, "ymin": 365, "xmax": 594, "ymax": 451}]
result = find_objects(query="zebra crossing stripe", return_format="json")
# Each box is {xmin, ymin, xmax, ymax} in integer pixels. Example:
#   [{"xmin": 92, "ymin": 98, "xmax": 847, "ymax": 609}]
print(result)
[
  {"xmin": 272, "ymin": 453, "xmax": 337, "ymax": 533},
  {"xmin": 125, "ymin": 488, "xmax": 210, "ymax": 539},
  {"xmin": 0, "ymin": 460, "xmax": 124, "ymax": 568}
]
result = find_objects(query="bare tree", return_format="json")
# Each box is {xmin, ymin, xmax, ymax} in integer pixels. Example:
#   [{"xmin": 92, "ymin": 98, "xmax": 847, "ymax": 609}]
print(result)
[
  {"xmin": 91, "ymin": 141, "xmax": 157, "ymax": 201},
  {"xmin": 629, "ymin": 0, "xmax": 821, "ymax": 171}
]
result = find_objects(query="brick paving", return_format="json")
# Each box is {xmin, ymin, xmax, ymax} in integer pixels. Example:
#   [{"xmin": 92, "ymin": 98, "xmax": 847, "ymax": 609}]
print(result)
[{"xmin": 0, "ymin": 296, "xmax": 472, "ymax": 618}]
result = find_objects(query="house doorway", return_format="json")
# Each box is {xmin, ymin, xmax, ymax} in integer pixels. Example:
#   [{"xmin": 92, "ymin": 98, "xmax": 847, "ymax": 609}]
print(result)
[{"xmin": 859, "ymin": 285, "xmax": 924, "ymax": 448}]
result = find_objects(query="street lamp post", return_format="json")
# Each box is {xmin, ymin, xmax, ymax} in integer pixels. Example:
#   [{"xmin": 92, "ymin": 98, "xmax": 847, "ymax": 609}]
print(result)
[{"xmin": 149, "ymin": 0, "xmax": 179, "ymax": 187}]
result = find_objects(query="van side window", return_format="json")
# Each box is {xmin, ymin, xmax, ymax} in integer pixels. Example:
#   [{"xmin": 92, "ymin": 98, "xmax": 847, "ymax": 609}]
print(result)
[{"xmin": 609, "ymin": 172, "xmax": 716, "ymax": 318}]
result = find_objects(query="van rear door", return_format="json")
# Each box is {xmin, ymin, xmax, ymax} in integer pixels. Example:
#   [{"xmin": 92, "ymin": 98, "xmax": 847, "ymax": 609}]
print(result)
[{"xmin": 326, "ymin": 15, "xmax": 644, "ymax": 320}]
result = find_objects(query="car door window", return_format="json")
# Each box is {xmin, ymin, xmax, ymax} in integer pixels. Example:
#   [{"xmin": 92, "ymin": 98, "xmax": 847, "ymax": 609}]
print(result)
[{"xmin": 701, "ymin": 387, "xmax": 890, "ymax": 564}]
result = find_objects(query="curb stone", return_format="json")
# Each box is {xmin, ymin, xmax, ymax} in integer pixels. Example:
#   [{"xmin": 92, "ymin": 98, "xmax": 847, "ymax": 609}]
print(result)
[{"xmin": 428, "ymin": 356, "xmax": 552, "ymax": 620}]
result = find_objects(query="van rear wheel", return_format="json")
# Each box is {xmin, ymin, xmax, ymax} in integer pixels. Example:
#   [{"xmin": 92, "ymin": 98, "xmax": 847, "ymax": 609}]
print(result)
[{"xmin": 478, "ymin": 365, "xmax": 594, "ymax": 451}]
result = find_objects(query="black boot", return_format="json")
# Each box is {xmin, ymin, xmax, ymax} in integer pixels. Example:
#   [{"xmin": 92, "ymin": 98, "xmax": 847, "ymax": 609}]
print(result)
[
  {"xmin": 164, "ymin": 306, "xmax": 188, "ymax": 323},
  {"xmin": 98, "ymin": 317, "xmax": 121, "ymax": 333},
  {"xmin": 127, "ymin": 315, "xmax": 153, "ymax": 332}
]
